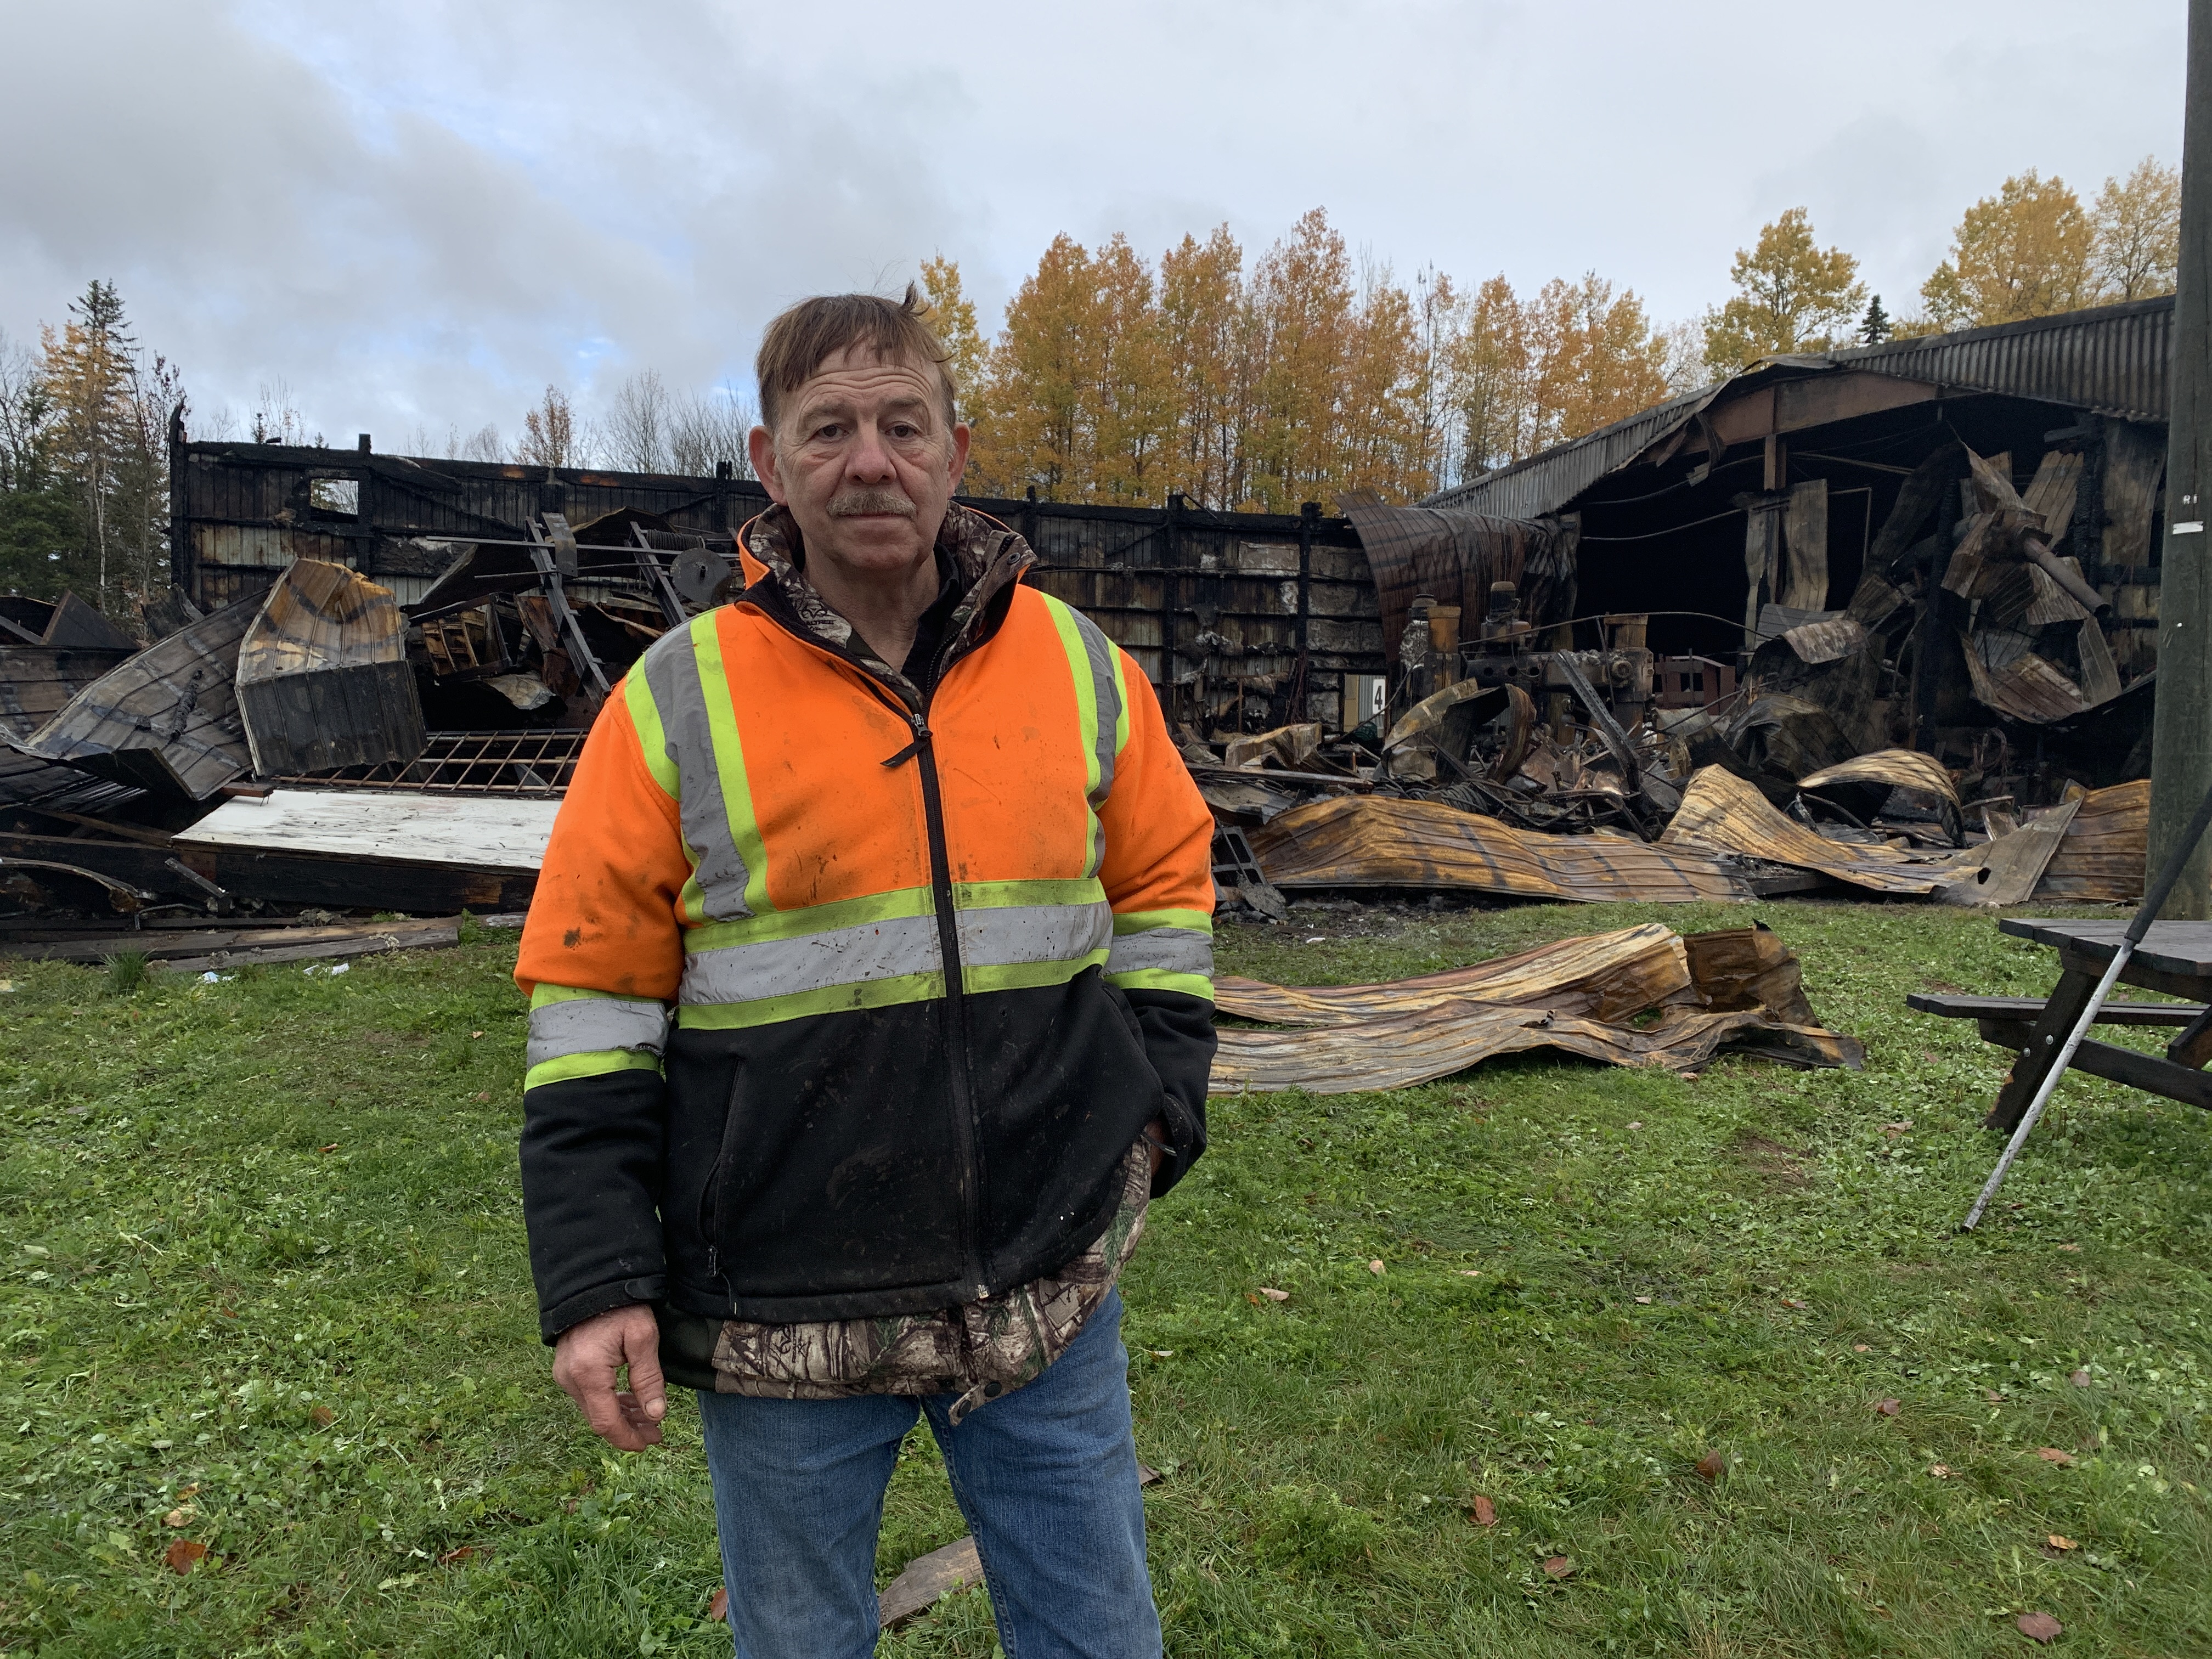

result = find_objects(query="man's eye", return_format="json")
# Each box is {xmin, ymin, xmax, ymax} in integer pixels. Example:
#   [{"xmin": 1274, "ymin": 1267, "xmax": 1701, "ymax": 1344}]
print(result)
[{"xmin": 812, "ymin": 425, "xmax": 843, "ymax": 441}]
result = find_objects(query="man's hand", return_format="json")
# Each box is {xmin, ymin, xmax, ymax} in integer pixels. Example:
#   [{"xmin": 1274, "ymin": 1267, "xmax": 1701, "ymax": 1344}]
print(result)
[
  {"xmin": 552, "ymin": 1304, "xmax": 667, "ymax": 1450},
  {"xmin": 1145, "ymin": 1115, "xmax": 1169, "ymax": 1179}
]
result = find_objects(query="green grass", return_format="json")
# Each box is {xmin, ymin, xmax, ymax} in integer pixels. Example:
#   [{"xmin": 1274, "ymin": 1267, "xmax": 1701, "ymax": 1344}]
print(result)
[{"xmin": 1, "ymin": 899, "xmax": 2207, "ymax": 1656}]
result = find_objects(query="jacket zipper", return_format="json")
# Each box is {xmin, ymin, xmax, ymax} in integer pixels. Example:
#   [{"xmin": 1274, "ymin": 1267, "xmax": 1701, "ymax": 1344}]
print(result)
[
  {"xmin": 899, "ymin": 710, "xmax": 986, "ymax": 1299},
  {"xmin": 743, "ymin": 590, "xmax": 996, "ymax": 1301}
]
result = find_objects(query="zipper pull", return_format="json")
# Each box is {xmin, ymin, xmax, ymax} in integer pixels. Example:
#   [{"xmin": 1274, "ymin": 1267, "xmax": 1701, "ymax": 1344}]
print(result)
[{"xmin": 881, "ymin": 721, "xmax": 932, "ymax": 769}]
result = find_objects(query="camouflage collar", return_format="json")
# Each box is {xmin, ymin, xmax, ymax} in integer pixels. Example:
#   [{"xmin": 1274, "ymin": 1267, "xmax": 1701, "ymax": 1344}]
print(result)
[{"xmin": 741, "ymin": 502, "xmax": 1035, "ymax": 705}]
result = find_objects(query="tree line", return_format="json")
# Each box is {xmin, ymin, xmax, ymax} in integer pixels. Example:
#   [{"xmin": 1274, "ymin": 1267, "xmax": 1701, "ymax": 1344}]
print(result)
[
  {"xmin": 0, "ymin": 158, "xmax": 2182, "ymax": 610},
  {"xmin": 943, "ymin": 157, "xmax": 2179, "ymax": 511}
]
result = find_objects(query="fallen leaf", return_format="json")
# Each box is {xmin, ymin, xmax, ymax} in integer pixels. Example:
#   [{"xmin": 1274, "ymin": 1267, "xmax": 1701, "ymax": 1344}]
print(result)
[
  {"xmin": 708, "ymin": 1585, "xmax": 729, "ymax": 1622},
  {"xmin": 1695, "ymin": 1451, "xmax": 1725, "ymax": 1483},
  {"xmin": 176, "ymin": 1484, "xmax": 198, "ymax": 1499},
  {"xmin": 1928, "ymin": 1463, "xmax": 1954, "ymax": 1478},
  {"xmin": 1459, "ymin": 1269, "xmax": 1482, "ymax": 1278},
  {"xmin": 1245, "ymin": 1292, "xmax": 1262, "ymax": 1306},
  {"xmin": 1258, "ymin": 1286, "xmax": 1290, "ymax": 1302},
  {"xmin": 1875, "ymin": 1398, "xmax": 1900, "ymax": 1417},
  {"xmin": 1853, "ymin": 1344, "xmax": 1871, "ymax": 1353},
  {"xmin": 2035, "ymin": 1447, "xmax": 2076, "ymax": 1466},
  {"xmin": 1147, "ymin": 1350, "xmax": 1173, "ymax": 1359},
  {"xmin": 1469, "ymin": 1494, "xmax": 1497, "ymax": 1526},
  {"xmin": 2057, "ymin": 1243, "xmax": 2080, "ymax": 1253},
  {"xmin": 1542, "ymin": 1555, "xmax": 1575, "ymax": 1580},
  {"xmin": 164, "ymin": 1538, "xmax": 207, "ymax": 1574},
  {"xmin": 473, "ymin": 1091, "xmax": 492, "ymax": 1103},
  {"xmin": 1985, "ymin": 1390, "xmax": 2007, "ymax": 1403},
  {"xmin": 2046, "ymin": 1534, "xmax": 2078, "ymax": 1551},
  {"xmin": 163, "ymin": 1507, "xmax": 193, "ymax": 1527},
  {"xmin": 2016, "ymin": 1611, "xmax": 2062, "ymax": 1643},
  {"xmin": 1680, "ymin": 1073, "xmax": 1700, "ymax": 1081},
  {"xmin": 471, "ymin": 1030, "xmax": 485, "ymax": 1039},
  {"xmin": 1367, "ymin": 1260, "xmax": 1386, "ymax": 1276},
  {"xmin": 1634, "ymin": 1295, "xmax": 1652, "ymax": 1305},
  {"xmin": 318, "ymin": 1143, "xmax": 338, "ymax": 1153},
  {"xmin": 311, "ymin": 1406, "xmax": 335, "ymax": 1427},
  {"xmin": 1881, "ymin": 1120, "xmax": 1912, "ymax": 1137},
  {"xmin": 2069, "ymin": 1369, "xmax": 2092, "ymax": 1387},
  {"xmin": 1626, "ymin": 1121, "xmax": 1643, "ymax": 1130},
  {"xmin": 437, "ymin": 1545, "xmax": 478, "ymax": 1565},
  {"xmin": 1780, "ymin": 1297, "xmax": 1808, "ymax": 1310}
]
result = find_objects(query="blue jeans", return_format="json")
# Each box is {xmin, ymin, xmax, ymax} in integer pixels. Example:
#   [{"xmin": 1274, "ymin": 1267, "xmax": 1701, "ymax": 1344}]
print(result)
[{"xmin": 695, "ymin": 1289, "xmax": 1161, "ymax": 1658}]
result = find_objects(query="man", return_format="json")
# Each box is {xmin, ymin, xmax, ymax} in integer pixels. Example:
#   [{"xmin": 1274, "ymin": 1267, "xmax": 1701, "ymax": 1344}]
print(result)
[{"xmin": 515, "ymin": 287, "xmax": 1217, "ymax": 1658}]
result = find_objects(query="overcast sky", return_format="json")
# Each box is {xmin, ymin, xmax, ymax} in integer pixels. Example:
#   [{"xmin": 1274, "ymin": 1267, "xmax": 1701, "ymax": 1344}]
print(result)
[{"xmin": 0, "ymin": 0, "xmax": 2186, "ymax": 452}]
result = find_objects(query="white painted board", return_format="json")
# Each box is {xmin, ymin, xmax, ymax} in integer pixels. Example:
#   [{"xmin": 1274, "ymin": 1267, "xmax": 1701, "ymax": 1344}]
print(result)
[{"xmin": 174, "ymin": 788, "xmax": 564, "ymax": 873}]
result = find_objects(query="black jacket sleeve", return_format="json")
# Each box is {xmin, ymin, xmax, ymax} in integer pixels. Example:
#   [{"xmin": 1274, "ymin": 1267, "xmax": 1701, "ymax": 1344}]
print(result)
[
  {"xmin": 1125, "ymin": 987, "xmax": 1216, "ymax": 1197},
  {"xmin": 519, "ymin": 1070, "xmax": 670, "ymax": 1342}
]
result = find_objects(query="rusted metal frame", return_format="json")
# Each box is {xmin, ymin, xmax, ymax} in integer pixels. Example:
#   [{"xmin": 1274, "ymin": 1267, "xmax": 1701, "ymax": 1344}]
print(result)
[
  {"xmin": 524, "ymin": 520, "xmax": 613, "ymax": 700},
  {"xmin": 629, "ymin": 524, "xmax": 690, "ymax": 628}
]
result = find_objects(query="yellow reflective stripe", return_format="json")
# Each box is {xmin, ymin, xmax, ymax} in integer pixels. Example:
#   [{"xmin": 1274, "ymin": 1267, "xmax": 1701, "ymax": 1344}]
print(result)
[
  {"xmin": 684, "ymin": 886, "xmax": 936, "ymax": 955},
  {"xmin": 1113, "ymin": 908, "xmax": 1214, "ymax": 935},
  {"xmin": 623, "ymin": 670, "xmax": 678, "ymax": 797},
  {"xmin": 967, "ymin": 952, "xmax": 1110, "ymax": 995},
  {"xmin": 1043, "ymin": 596, "xmax": 1104, "ymax": 802},
  {"xmin": 524, "ymin": 1048, "xmax": 664, "ymax": 1091},
  {"xmin": 1105, "ymin": 968, "xmax": 1215, "ymax": 1001},
  {"xmin": 678, "ymin": 972, "xmax": 945, "ymax": 1030},
  {"xmin": 959, "ymin": 877, "xmax": 1108, "ymax": 911},
  {"xmin": 680, "ymin": 879, "xmax": 1107, "ymax": 956},
  {"xmin": 690, "ymin": 613, "xmax": 771, "ymax": 919}
]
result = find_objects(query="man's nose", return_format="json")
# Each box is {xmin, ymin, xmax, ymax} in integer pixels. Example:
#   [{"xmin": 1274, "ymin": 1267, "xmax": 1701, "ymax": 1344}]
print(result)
[{"xmin": 845, "ymin": 424, "xmax": 898, "ymax": 481}]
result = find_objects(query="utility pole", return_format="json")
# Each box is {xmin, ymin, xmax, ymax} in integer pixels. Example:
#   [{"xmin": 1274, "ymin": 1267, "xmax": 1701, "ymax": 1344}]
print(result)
[{"xmin": 2148, "ymin": 0, "xmax": 2212, "ymax": 916}]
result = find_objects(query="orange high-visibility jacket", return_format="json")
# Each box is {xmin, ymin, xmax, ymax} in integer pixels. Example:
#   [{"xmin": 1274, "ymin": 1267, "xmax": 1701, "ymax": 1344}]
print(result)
[{"xmin": 514, "ymin": 508, "xmax": 1217, "ymax": 1339}]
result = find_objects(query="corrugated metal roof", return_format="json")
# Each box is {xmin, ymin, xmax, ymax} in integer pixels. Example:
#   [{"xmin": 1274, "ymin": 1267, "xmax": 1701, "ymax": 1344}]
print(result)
[
  {"xmin": 1826, "ymin": 295, "xmax": 2170, "ymax": 423},
  {"xmin": 1425, "ymin": 384, "xmax": 1720, "ymax": 521},
  {"xmin": 1426, "ymin": 295, "xmax": 2172, "ymax": 520}
]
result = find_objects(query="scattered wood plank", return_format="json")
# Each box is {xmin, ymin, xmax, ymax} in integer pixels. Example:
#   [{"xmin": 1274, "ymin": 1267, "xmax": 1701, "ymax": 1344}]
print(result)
[
  {"xmin": 173, "ymin": 788, "xmax": 559, "ymax": 873},
  {"xmin": 1937, "ymin": 798, "xmax": 2080, "ymax": 907}
]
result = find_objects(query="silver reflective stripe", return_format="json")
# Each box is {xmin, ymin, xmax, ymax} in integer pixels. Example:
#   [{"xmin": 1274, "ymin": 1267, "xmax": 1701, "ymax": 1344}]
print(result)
[
  {"xmin": 527, "ymin": 997, "xmax": 671, "ymax": 1068},
  {"xmin": 1065, "ymin": 605, "xmax": 1122, "ymax": 807},
  {"xmin": 678, "ymin": 901, "xmax": 1114, "ymax": 1007},
  {"xmin": 642, "ymin": 622, "xmax": 753, "ymax": 921},
  {"xmin": 1104, "ymin": 926, "xmax": 1214, "ymax": 978},
  {"xmin": 682, "ymin": 913, "xmax": 944, "ymax": 1005},
  {"xmin": 958, "ymin": 900, "xmax": 1113, "ymax": 967}
]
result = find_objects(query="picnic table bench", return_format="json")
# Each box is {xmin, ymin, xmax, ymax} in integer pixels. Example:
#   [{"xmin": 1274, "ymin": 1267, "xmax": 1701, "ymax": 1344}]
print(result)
[{"xmin": 1910, "ymin": 918, "xmax": 2212, "ymax": 1128}]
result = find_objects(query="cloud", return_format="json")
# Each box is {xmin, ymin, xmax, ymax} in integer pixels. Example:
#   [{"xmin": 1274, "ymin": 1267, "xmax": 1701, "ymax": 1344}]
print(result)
[{"xmin": 0, "ymin": 0, "xmax": 2185, "ymax": 451}]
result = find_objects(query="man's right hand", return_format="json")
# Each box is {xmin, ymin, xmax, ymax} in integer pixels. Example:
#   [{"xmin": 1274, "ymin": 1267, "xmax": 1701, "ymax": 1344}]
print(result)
[{"xmin": 552, "ymin": 1304, "xmax": 668, "ymax": 1450}]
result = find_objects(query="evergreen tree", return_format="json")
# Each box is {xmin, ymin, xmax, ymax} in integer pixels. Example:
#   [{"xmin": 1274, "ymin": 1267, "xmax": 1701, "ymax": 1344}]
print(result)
[{"xmin": 1859, "ymin": 295, "xmax": 1892, "ymax": 345}]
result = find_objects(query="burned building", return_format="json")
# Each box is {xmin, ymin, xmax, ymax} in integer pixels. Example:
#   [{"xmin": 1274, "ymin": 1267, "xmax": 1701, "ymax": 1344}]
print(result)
[{"xmin": 1425, "ymin": 296, "xmax": 2174, "ymax": 803}]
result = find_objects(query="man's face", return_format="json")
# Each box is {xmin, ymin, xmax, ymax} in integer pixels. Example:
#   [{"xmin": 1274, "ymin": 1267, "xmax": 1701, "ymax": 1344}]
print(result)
[{"xmin": 749, "ymin": 346, "xmax": 970, "ymax": 587}]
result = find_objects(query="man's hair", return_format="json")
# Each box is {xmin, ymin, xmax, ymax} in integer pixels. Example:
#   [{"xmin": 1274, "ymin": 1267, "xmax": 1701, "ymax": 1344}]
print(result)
[{"xmin": 755, "ymin": 285, "xmax": 957, "ymax": 436}]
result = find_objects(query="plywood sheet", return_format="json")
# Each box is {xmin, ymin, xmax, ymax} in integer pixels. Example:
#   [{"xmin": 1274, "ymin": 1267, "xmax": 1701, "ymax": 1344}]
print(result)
[{"xmin": 174, "ymin": 788, "xmax": 562, "ymax": 873}]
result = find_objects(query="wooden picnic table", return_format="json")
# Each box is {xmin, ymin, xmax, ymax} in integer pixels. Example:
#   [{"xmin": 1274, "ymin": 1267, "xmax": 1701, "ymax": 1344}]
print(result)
[{"xmin": 1909, "ymin": 917, "xmax": 2212, "ymax": 1128}]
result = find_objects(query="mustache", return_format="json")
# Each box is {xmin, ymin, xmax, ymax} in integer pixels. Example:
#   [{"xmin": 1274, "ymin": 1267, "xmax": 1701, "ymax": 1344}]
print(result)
[{"xmin": 827, "ymin": 487, "xmax": 917, "ymax": 517}]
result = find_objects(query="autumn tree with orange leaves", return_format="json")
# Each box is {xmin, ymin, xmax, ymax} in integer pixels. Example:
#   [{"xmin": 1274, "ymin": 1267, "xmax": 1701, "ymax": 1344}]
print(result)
[{"xmin": 959, "ymin": 209, "xmax": 1672, "ymax": 510}]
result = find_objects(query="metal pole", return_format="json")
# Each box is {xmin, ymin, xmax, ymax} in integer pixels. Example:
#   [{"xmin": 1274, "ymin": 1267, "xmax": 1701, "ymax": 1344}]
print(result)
[{"xmin": 2147, "ymin": 0, "xmax": 2212, "ymax": 918}]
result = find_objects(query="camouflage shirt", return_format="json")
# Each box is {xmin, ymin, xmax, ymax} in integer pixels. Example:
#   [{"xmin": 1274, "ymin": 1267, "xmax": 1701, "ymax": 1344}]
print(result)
[{"xmin": 693, "ymin": 504, "xmax": 1148, "ymax": 1425}]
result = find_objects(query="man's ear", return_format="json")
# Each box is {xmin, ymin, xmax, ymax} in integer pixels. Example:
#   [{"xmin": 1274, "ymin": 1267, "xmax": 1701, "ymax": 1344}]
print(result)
[
  {"xmin": 748, "ymin": 426, "xmax": 784, "ymax": 503},
  {"xmin": 947, "ymin": 422, "xmax": 970, "ymax": 492}
]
